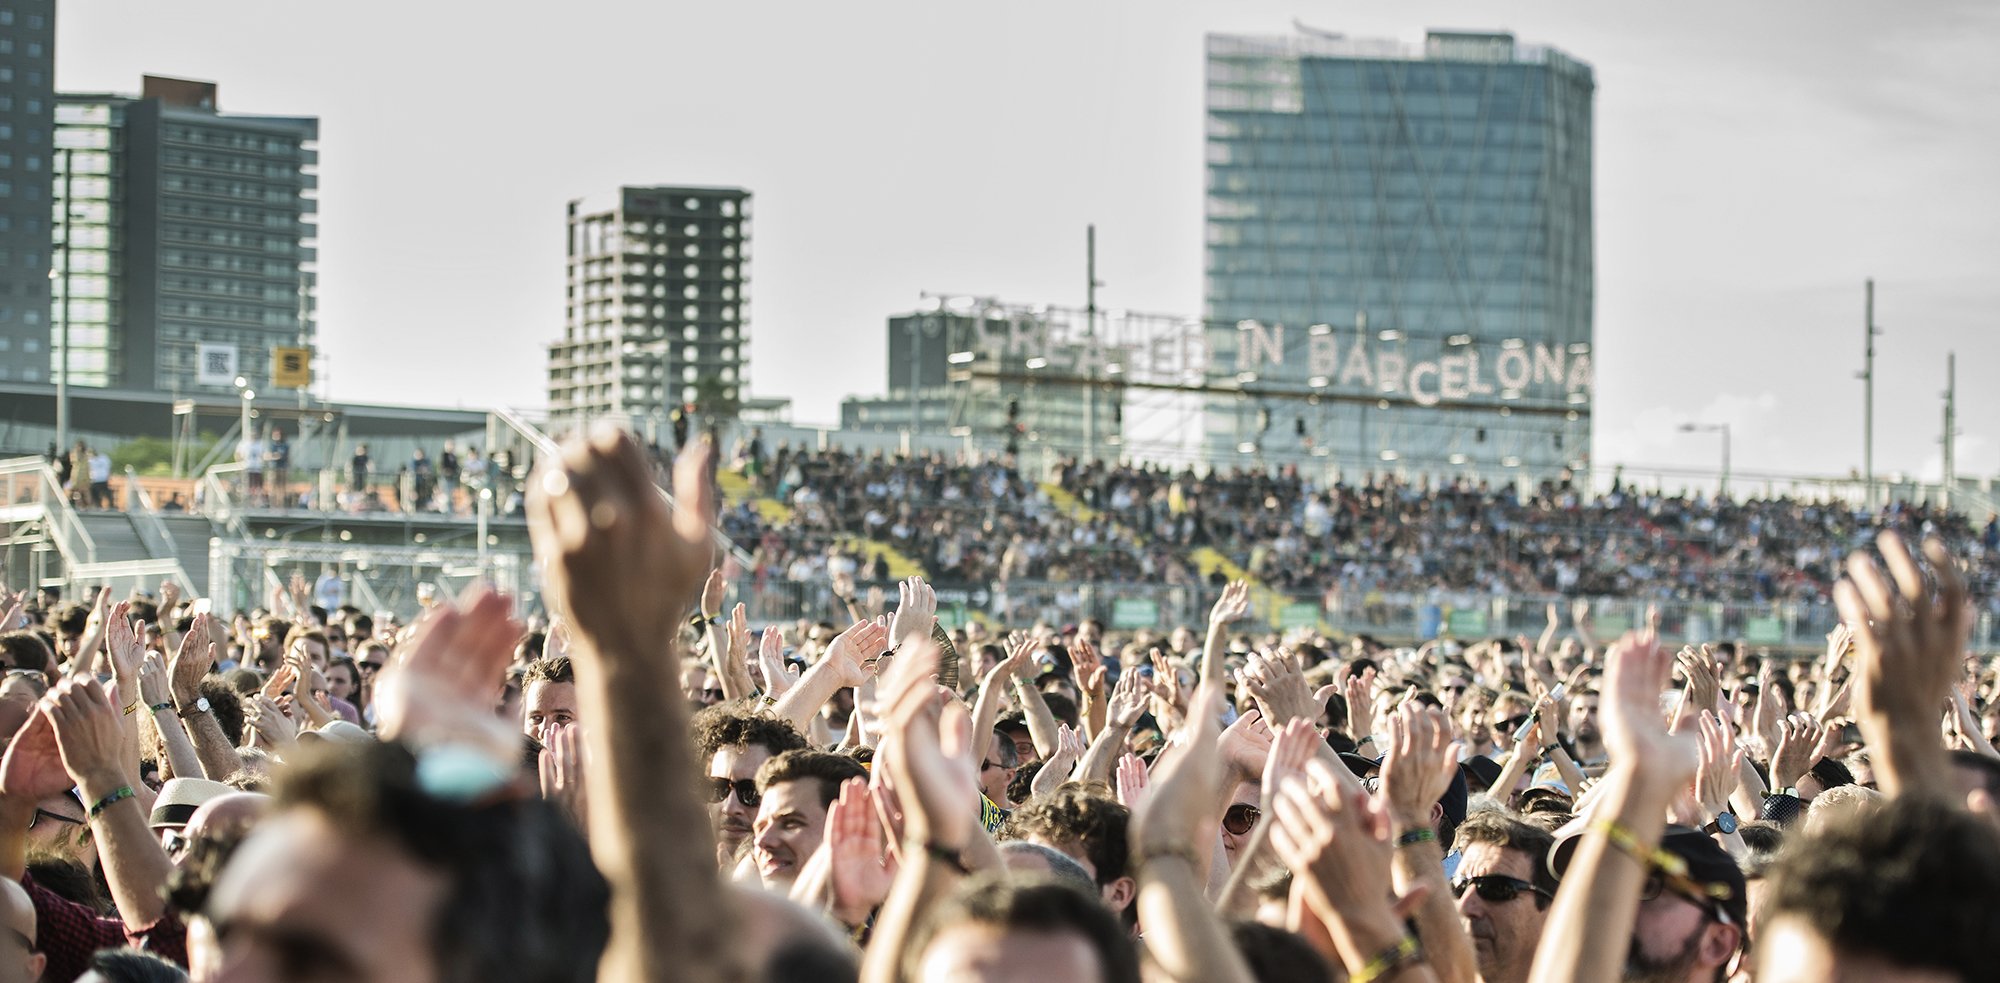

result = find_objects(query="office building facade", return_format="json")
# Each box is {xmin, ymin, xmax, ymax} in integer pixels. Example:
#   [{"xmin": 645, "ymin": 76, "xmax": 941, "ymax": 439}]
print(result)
[
  {"xmin": 1203, "ymin": 30, "xmax": 1594, "ymax": 479},
  {"xmin": 547, "ymin": 186, "xmax": 751, "ymax": 433},
  {"xmin": 51, "ymin": 76, "xmax": 318, "ymax": 396},
  {"xmin": 0, "ymin": 0, "xmax": 54, "ymax": 383}
]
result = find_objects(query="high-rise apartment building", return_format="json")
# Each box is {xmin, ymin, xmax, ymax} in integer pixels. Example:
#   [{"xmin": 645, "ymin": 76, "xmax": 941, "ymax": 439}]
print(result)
[
  {"xmin": 1203, "ymin": 30, "xmax": 1594, "ymax": 478},
  {"xmin": 52, "ymin": 76, "xmax": 318, "ymax": 395},
  {"xmin": 0, "ymin": 0, "xmax": 55, "ymax": 384},
  {"xmin": 547, "ymin": 186, "xmax": 751, "ymax": 433}
]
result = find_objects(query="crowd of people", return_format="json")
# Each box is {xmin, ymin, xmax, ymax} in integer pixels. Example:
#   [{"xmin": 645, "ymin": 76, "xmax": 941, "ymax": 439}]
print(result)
[
  {"xmin": 721, "ymin": 441, "xmax": 2000, "ymax": 615},
  {"xmin": 222, "ymin": 432, "xmax": 523, "ymax": 516},
  {"xmin": 0, "ymin": 429, "xmax": 1992, "ymax": 982}
]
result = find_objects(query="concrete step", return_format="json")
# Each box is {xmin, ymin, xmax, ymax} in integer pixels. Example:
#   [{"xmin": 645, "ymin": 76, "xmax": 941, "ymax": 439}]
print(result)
[{"xmin": 75, "ymin": 512, "xmax": 153, "ymax": 564}]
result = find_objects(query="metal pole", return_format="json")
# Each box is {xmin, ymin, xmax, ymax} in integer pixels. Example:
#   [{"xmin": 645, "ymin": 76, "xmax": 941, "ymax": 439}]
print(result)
[
  {"xmin": 1863, "ymin": 278, "xmax": 1875, "ymax": 510},
  {"xmin": 1720, "ymin": 425, "xmax": 1731, "ymax": 499},
  {"xmin": 1943, "ymin": 351, "xmax": 1956, "ymax": 509},
  {"xmin": 55, "ymin": 148, "xmax": 73, "ymax": 449},
  {"xmin": 909, "ymin": 315, "xmax": 923, "ymax": 443},
  {"xmin": 1084, "ymin": 225, "xmax": 1098, "ymax": 463}
]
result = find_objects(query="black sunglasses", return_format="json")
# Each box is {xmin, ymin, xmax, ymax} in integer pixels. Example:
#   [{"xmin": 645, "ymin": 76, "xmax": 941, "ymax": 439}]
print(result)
[
  {"xmin": 1452, "ymin": 874, "xmax": 1550, "ymax": 904},
  {"xmin": 1498, "ymin": 715, "xmax": 1531, "ymax": 734},
  {"xmin": 1223, "ymin": 803, "xmax": 1261, "ymax": 836},
  {"xmin": 705, "ymin": 777, "xmax": 760, "ymax": 809},
  {"xmin": 30, "ymin": 809, "xmax": 82, "ymax": 830},
  {"xmin": 359, "ymin": 661, "xmax": 385, "ymax": 672}
]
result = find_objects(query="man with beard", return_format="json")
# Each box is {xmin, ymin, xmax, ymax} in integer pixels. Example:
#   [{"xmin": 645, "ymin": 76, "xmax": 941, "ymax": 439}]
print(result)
[
  {"xmin": 1550, "ymin": 824, "xmax": 1745, "ymax": 983},
  {"xmin": 689, "ymin": 706, "xmax": 807, "ymax": 867},
  {"xmin": 1452, "ymin": 812, "xmax": 1557, "ymax": 983},
  {"xmin": 1565, "ymin": 685, "xmax": 1607, "ymax": 765},
  {"xmin": 748, "ymin": 751, "xmax": 865, "ymax": 890}
]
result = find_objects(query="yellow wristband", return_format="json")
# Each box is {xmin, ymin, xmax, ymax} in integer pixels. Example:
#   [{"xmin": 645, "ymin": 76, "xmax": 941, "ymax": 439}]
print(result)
[{"xmin": 1352, "ymin": 935, "xmax": 1422, "ymax": 983}]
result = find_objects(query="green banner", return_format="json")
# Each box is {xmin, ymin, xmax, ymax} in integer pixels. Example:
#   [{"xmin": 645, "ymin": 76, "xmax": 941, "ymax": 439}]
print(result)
[
  {"xmin": 1279, "ymin": 603, "xmax": 1321, "ymax": 630},
  {"xmin": 1447, "ymin": 609, "xmax": 1490, "ymax": 636},
  {"xmin": 1110, "ymin": 598, "xmax": 1160, "ymax": 630},
  {"xmin": 1744, "ymin": 616, "xmax": 1785, "ymax": 645}
]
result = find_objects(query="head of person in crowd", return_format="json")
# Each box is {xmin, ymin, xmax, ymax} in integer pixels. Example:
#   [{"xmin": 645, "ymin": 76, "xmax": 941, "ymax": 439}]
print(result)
[
  {"xmin": 0, "ymin": 879, "xmax": 44, "ymax": 983},
  {"xmin": 691, "ymin": 706, "xmax": 808, "ymax": 863},
  {"xmin": 1565, "ymin": 685, "xmax": 1604, "ymax": 759},
  {"xmin": 1757, "ymin": 795, "xmax": 2000, "ymax": 983},
  {"xmin": 997, "ymin": 718, "xmax": 1036, "ymax": 766},
  {"xmin": 0, "ymin": 633, "xmax": 53, "ymax": 685},
  {"xmin": 1552, "ymin": 824, "xmax": 1745, "ymax": 983},
  {"xmin": 282, "ymin": 625, "xmax": 331, "ymax": 673},
  {"xmin": 325, "ymin": 655, "xmax": 364, "ymax": 710},
  {"xmin": 354, "ymin": 638, "xmax": 391, "ymax": 688},
  {"xmin": 750, "ymin": 750, "xmax": 866, "ymax": 890},
  {"xmin": 203, "ymin": 739, "xmax": 609, "ymax": 983},
  {"xmin": 75, "ymin": 947, "xmax": 187, "ymax": 983},
  {"xmin": 521, "ymin": 655, "xmax": 578, "ymax": 746},
  {"xmin": 1949, "ymin": 748, "xmax": 2000, "ymax": 803},
  {"xmin": 249, "ymin": 617, "xmax": 294, "ymax": 672},
  {"xmin": 26, "ymin": 787, "xmax": 89, "ymax": 863},
  {"xmin": 1452, "ymin": 811, "xmax": 1558, "ymax": 983},
  {"xmin": 996, "ymin": 841, "xmax": 1096, "ymax": 893},
  {"xmin": 345, "ymin": 612, "xmax": 374, "ymax": 645},
  {"xmin": 0, "ymin": 668, "xmax": 46, "ymax": 743},
  {"xmin": 1231, "ymin": 920, "xmax": 1335, "ymax": 983},
  {"xmin": 50, "ymin": 603, "xmax": 90, "ymax": 667},
  {"xmin": 980, "ymin": 730, "xmax": 1020, "ymax": 808},
  {"xmin": 1001, "ymin": 784, "xmax": 1135, "ymax": 923},
  {"xmin": 905, "ymin": 874, "xmax": 1139, "ymax": 983},
  {"xmin": 1220, "ymin": 781, "xmax": 1260, "ymax": 863},
  {"xmin": 149, "ymin": 777, "xmax": 234, "ymax": 846}
]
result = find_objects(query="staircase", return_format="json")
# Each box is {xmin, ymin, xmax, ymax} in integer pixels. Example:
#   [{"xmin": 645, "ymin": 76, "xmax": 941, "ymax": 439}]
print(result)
[
  {"xmin": 76, "ymin": 513, "xmax": 154, "ymax": 563},
  {"xmin": 160, "ymin": 514, "xmax": 215, "ymax": 596}
]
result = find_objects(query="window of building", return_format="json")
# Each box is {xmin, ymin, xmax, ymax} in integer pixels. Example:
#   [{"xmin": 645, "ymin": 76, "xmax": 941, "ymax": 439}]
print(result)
[
  {"xmin": 683, "ymin": 285, "xmax": 699, "ymax": 299},
  {"xmin": 682, "ymin": 304, "xmax": 697, "ymax": 319},
  {"xmin": 683, "ymin": 224, "xmax": 698, "ymax": 237},
  {"xmin": 684, "ymin": 198, "xmax": 699, "ymax": 210},
  {"xmin": 720, "ymin": 201, "xmax": 735, "ymax": 217},
  {"xmin": 683, "ymin": 263, "xmax": 699, "ymax": 278},
  {"xmin": 23, "ymin": 338, "xmax": 38, "ymax": 353},
  {"xmin": 684, "ymin": 244, "xmax": 699, "ymax": 257}
]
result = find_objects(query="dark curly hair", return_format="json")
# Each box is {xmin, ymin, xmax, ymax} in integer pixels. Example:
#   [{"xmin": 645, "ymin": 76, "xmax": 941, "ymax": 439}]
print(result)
[
  {"xmin": 1763, "ymin": 795, "xmax": 2000, "ymax": 979},
  {"xmin": 522, "ymin": 656, "xmax": 574, "ymax": 687},
  {"xmin": 689, "ymin": 704, "xmax": 807, "ymax": 765},
  {"xmin": 998, "ymin": 783, "xmax": 1129, "ymax": 887}
]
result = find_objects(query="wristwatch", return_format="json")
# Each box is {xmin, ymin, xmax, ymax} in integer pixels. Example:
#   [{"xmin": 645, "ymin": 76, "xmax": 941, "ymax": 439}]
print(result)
[
  {"xmin": 1702, "ymin": 810, "xmax": 1738, "ymax": 835},
  {"xmin": 178, "ymin": 696, "xmax": 211, "ymax": 719}
]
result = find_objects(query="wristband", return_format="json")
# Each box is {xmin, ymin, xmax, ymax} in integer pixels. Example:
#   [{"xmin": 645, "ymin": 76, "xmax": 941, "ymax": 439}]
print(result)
[
  {"xmin": 88, "ymin": 786, "xmax": 135, "ymax": 819},
  {"xmin": 1352, "ymin": 935, "xmax": 1423, "ymax": 983},
  {"xmin": 923, "ymin": 841, "xmax": 971, "ymax": 875},
  {"xmin": 149, "ymin": 701, "xmax": 174, "ymax": 714},
  {"xmin": 1394, "ymin": 827, "xmax": 1437, "ymax": 848},
  {"xmin": 1589, "ymin": 819, "xmax": 1732, "ymax": 908},
  {"xmin": 759, "ymin": 694, "xmax": 778, "ymax": 711},
  {"xmin": 1134, "ymin": 843, "xmax": 1202, "ymax": 872},
  {"xmin": 121, "ymin": 700, "xmax": 139, "ymax": 716}
]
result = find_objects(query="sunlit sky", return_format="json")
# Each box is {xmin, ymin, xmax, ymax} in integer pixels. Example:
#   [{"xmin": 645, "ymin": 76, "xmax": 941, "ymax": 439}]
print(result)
[{"xmin": 56, "ymin": 0, "xmax": 2000, "ymax": 485}]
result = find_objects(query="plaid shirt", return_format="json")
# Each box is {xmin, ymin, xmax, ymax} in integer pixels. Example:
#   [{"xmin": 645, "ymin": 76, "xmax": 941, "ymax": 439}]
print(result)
[{"xmin": 22, "ymin": 873, "xmax": 188, "ymax": 983}]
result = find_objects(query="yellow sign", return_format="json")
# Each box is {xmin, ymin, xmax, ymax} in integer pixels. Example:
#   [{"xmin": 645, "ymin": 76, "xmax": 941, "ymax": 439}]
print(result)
[{"xmin": 272, "ymin": 347, "xmax": 312, "ymax": 388}]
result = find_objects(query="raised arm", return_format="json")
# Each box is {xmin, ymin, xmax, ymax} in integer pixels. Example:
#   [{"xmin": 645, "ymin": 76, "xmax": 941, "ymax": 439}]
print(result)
[
  {"xmin": 1378, "ymin": 704, "xmax": 1477, "ymax": 983},
  {"xmin": 770, "ymin": 620, "xmax": 886, "ymax": 737},
  {"xmin": 1527, "ymin": 632, "xmax": 1697, "ymax": 983},
  {"xmin": 1202, "ymin": 580, "xmax": 1249, "ymax": 686},
  {"xmin": 45, "ymin": 676, "xmax": 174, "ymax": 929},
  {"xmin": 168, "ymin": 616, "xmax": 241, "ymax": 781},
  {"xmin": 137, "ymin": 653, "xmax": 200, "ymax": 781},
  {"xmin": 1011, "ymin": 664, "xmax": 1061, "ymax": 761},
  {"xmin": 528, "ymin": 431, "xmax": 742, "ymax": 983},
  {"xmin": 1131, "ymin": 680, "xmax": 1255, "ymax": 983},
  {"xmin": 968, "ymin": 634, "xmax": 1033, "ymax": 769},
  {"xmin": 1834, "ymin": 532, "xmax": 1967, "ymax": 800},
  {"xmin": 1075, "ymin": 668, "xmax": 1147, "ymax": 786}
]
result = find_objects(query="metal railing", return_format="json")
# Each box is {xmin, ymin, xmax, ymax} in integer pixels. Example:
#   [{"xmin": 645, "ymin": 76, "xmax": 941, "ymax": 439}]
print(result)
[
  {"xmin": 62, "ymin": 558, "xmax": 200, "ymax": 602},
  {"xmin": 0, "ymin": 456, "xmax": 97, "ymax": 565},
  {"xmin": 713, "ymin": 576, "xmax": 1997, "ymax": 655}
]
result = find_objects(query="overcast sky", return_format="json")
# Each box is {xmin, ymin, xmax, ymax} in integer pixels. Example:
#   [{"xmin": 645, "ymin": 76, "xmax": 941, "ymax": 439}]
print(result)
[{"xmin": 56, "ymin": 0, "xmax": 2000, "ymax": 486}]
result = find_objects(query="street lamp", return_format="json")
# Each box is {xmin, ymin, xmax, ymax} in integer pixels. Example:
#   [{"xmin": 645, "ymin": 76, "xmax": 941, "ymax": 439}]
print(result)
[
  {"xmin": 235, "ymin": 375, "xmax": 257, "ymax": 461},
  {"xmin": 1679, "ymin": 422, "xmax": 1731, "ymax": 498}
]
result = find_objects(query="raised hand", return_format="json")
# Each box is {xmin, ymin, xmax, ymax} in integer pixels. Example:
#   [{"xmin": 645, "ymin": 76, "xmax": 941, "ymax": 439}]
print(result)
[
  {"xmin": 103, "ymin": 602, "xmax": 145, "ymax": 684},
  {"xmin": 1601, "ymin": 630, "xmax": 1697, "ymax": 787},
  {"xmin": 756, "ymin": 628, "xmax": 797, "ymax": 699},
  {"xmin": 245, "ymin": 695, "xmax": 299, "ymax": 752},
  {"xmin": 699, "ymin": 568, "xmax": 728, "ymax": 622},
  {"xmin": 824, "ymin": 777, "xmax": 896, "ymax": 927},
  {"xmin": 1262, "ymin": 717, "xmax": 1323, "ymax": 801},
  {"xmin": 1345, "ymin": 667, "xmax": 1379, "ymax": 741},
  {"xmin": 1216, "ymin": 707, "xmax": 1274, "ymax": 782},
  {"xmin": 0, "ymin": 708, "xmax": 73, "ymax": 802},
  {"xmin": 1379, "ymin": 704, "xmax": 1462, "ymax": 832},
  {"xmin": 1268, "ymin": 758, "xmax": 1408, "ymax": 945},
  {"xmin": 156, "ymin": 580, "xmax": 181, "ymax": 622},
  {"xmin": 1695, "ymin": 711, "xmax": 1740, "ymax": 816},
  {"xmin": 823, "ymin": 619, "xmax": 890, "ymax": 689},
  {"xmin": 1676, "ymin": 644, "xmax": 1722, "ymax": 718},
  {"xmin": 1115, "ymin": 753, "xmax": 1151, "ymax": 811},
  {"xmin": 1209, "ymin": 580, "xmax": 1250, "ymax": 627},
  {"xmin": 1770, "ymin": 713, "xmax": 1822, "ymax": 790},
  {"xmin": 371, "ymin": 586, "xmax": 522, "ymax": 759},
  {"xmin": 1106, "ymin": 667, "xmax": 1149, "ymax": 729},
  {"xmin": 1031, "ymin": 724, "xmax": 1087, "ymax": 799},
  {"xmin": 539, "ymin": 721, "xmax": 588, "ymax": 829},
  {"xmin": 527, "ymin": 428, "xmax": 715, "ymax": 658},
  {"xmin": 875, "ymin": 641, "xmax": 978, "ymax": 850},
  {"xmin": 136, "ymin": 653, "xmax": 172, "ymax": 711},
  {"xmin": 1834, "ymin": 532, "xmax": 1969, "ymax": 797},
  {"xmin": 1132, "ymin": 679, "xmax": 1229, "ymax": 862},
  {"xmin": 41, "ymin": 676, "xmax": 128, "ymax": 794},
  {"xmin": 168, "ymin": 613, "xmax": 218, "ymax": 709},
  {"xmin": 1239, "ymin": 651, "xmax": 1315, "ymax": 727},
  {"xmin": 888, "ymin": 576, "xmax": 937, "ymax": 646},
  {"xmin": 726, "ymin": 603, "xmax": 751, "ymax": 666}
]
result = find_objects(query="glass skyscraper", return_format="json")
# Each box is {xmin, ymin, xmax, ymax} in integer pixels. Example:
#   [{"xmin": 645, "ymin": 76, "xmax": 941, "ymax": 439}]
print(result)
[{"xmin": 1203, "ymin": 30, "xmax": 1594, "ymax": 480}]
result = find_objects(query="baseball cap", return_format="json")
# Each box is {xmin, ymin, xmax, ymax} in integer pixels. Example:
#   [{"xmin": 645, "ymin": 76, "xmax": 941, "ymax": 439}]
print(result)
[{"xmin": 1550, "ymin": 823, "xmax": 1747, "ymax": 927}]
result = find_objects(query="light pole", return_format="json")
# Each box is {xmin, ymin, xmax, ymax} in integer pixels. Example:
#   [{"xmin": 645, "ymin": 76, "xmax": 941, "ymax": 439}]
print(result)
[
  {"xmin": 54, "ymin": 148, "xmax": 74, "ymax": 450},
  {"xmin": 234, "ymin": 375, "xmax": 256, "ymax": 463},
  {"xmin": 1679, "ymin": 422, "xmax": 1730, "ymax": 498}
]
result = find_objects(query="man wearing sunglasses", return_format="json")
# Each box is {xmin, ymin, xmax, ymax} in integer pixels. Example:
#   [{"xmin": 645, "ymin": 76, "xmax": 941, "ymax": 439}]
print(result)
[
  {"xmin": 690, "ymin": 706, "xmax": 808, "ymax": 867},
  {"xmin": 1450, "ymin": 812, "xmax": 1557, "ymax": 983},
  {"xmin": 1551, "ymin": 824, "xmax": 1746, "ymax": 983}
]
